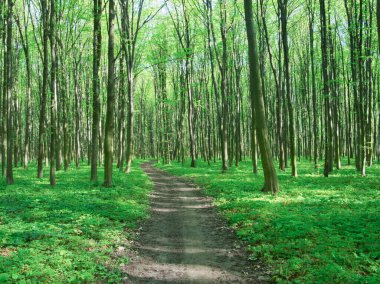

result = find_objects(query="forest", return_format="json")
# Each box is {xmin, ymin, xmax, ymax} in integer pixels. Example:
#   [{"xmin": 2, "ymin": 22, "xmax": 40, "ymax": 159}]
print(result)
[{"xmin": 0, "ymin": 0, "xmax": 379, "ymax": 283}]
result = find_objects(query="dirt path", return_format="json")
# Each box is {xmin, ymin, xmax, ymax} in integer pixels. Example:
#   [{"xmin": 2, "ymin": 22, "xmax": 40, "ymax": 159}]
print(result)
[{"xmin": 123, "ymin": 163, "xmax": 271, "ymax": 283}]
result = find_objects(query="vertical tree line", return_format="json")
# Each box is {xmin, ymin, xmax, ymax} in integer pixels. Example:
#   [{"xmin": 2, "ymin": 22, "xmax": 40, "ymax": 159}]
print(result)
[{"xmin": 0, "ymin": 0, "xmax": 379, "ymax": 192}]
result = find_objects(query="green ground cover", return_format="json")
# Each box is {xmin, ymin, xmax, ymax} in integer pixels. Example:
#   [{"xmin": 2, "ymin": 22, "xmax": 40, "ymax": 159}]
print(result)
[
  {"xmin": 0, "ymin": 161, "xmax": 152, "ymax": 283},
  {"xmin": 156, "ymin": 159, "xmax": 380, "ymax": 283}
]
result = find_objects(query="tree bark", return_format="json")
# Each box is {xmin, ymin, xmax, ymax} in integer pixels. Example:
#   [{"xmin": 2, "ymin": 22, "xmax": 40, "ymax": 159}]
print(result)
[
  {"xmin": 103, "ymin": 0, "xmax": 115, "ymax": 187},
  {"xmin": 260, "ymin": 0, "xmax": 285, "ymax": 171},
  {"xmin": 320, "ymin": 0, "xmax": 333, "ymax": 177},
  {"xmin": 5, "ymin": 0, "xmax": 14, "ymax": 184},
  {"xmin": 91, "ymin": 0, "xmax": 102, "ymax": 182},
  {"xmin": 49, "ymin": 0, "xmax": 57, "ymax": 186},
  {"xmin": 244, "ymin": 0, "xmax": 280, "ymax": 194},
  {"xmin": 74, "ymin": 60, "xmax": 80, "ymax": 169},
  {"xmin": 125, "ymin": 64, "xmax": 134, "ymax": 173},
  {"xmin": 117, "ymin": 55, "xmax": 126, "ymax": 170},
  {"xmin": 279, "ymin": 0, "xmax": 297, "ymax": 177},
  {"xmin": 377, "ymin": 0, "xmax": 380, "ymax": 52},
  {"xmin": 307, "ymin": 0, "xmax": 319, "ymax": 168},
  {"xmin": 15, "ymin": 5, "xmax": 31, "ymax": 169},
  {"xmin": 37, "ymin": 0, "xmax": 49, "ymax": 178},
  {"xmin": 219, "ymin": 0, "xmax": 229, "ymax": 172}
]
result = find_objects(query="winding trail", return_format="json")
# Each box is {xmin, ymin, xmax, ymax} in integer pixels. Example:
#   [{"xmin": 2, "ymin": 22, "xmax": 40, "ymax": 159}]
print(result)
[{"xmin": 123, "ymin": 163, "xmax": 271, "ymax": 283}]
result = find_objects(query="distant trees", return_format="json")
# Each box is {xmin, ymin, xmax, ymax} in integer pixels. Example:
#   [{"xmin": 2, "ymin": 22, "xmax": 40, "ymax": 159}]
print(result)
[
  {"xmin": 168, "ymin": 0, "xmax": 197, "ymax": 168},
  {"xmin": 344, "ymin": 0, "xmax": 375, "ymax": 176},
  {"xmin": 0, "ymin": 0, "xmax": 379, "ymax": 189},
  {"xmin": 152, "ymin": 36, "xmax": 171, "ymax": 164}
]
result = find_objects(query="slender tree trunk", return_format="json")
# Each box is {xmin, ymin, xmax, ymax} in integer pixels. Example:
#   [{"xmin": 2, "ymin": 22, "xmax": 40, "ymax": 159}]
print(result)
[
  {"xmin": 219, "ymin": 0, "xmax": 228, "ymax": 172},
  {"xmin": 280, "ymin": 0, "xmax": 297, "ymax": 177},
  {"xmin": 103, "ymin": 0, "xmax": 115, "ymax": 187},
  {"xmin": 74, "ymin": 61, "xmax": 80, "ymax": 169},
  {"xmin": 85, "ymin": 78, "xmax": 91, "ymax": 166},
  {"xmin": 120, "ymin": 0, "xmax": 145, "ymax": 174},
  {"xmin": 91, "ymin": 0, "xmax": 102, "ymax": 182},
  {"xmin": 63, "ymin": 68, "xmax": 69, "ymax": 171},
  {"xmin": 260, "ymin": 0, "xmax": 285, "ymax": 171},
  {"xmin": 0, "ymin": 0, "xmax": 5, "ymax": 177},
  {"xmin": 345, "ymin": 0, "xmax": 361, "ymax": 171},
  {"xmin": 125, "ymin": 64, "xmax": 134, "ymax": 173},
  {"xmin": 320, "ymin": 0, "xmax": 333, "ymax": 177},
  {"xmin": 234, "ymin": 65, "xmax": 242, "ymax": 167},
  {"xmin": 307, "ymin": 0, "xmax": 319, "ymax": 168},
  {"xmin": 185, "ymin": 57, "xmax": 196, "ymax": 168},
  {"xmin": 204, "ymin": 0, "xmax": 223, "ymax": 169},
  {"xmin": 15, "ymin": 8, "xmax": 31, "ymax": 169},
  {"xmin": 251, "ymin": 118, "xmax": 258, "ymax": 174},
  {"xmin": 118, "ymin": 55, "xmax": 126, "ymax": 170},
  {"xmin": 5, "ymin": 0, "xmax": 14, "ymax": 184},
  {"xmin": 50, "ymin": 0, "xmax": 57, "ymax": 186},
  {"xmin": 157, "ymin": 45, "xmax": 170, "ymax": 164},
  {"xmin": 37, "ymin": 0, "xmax": 49, "ymax": 178},
  {"xmin": 377, "ymin": 0, "xmax": 380, "ymax": 52},
  {"xmin": 244, "ymin": 0, "xmax": 280, "ymax": 194}
]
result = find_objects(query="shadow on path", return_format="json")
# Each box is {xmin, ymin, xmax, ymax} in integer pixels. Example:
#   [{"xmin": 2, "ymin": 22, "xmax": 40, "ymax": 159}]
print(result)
[{"xmin": 123, "ymin": 163, "xmax": 271, "ymax": 283}]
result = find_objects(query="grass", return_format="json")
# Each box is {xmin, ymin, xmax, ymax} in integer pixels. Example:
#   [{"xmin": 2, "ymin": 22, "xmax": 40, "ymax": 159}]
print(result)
[
  {"xmin": 0, "ymin": 160, "xmax": 152, "ymax": 283},
  {"xmin": 156, "ymin": 158, "xmax": 380, "ymax": 284}
]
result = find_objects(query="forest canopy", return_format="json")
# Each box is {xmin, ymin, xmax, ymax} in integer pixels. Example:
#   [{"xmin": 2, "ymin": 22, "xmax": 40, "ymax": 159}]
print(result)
[{"xmin": 0, "ymin": 0, "xmax": 379, "ymax": 185}]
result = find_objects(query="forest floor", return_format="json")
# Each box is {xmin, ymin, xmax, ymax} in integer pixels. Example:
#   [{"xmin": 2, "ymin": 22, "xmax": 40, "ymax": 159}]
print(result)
[
  {"xmin": 123, "ymin": 162, "xmax": 271, "ymax": 283},
  {"xmin": 1, "ymin": 159, "xmax": 378, "ymax": 283},
  {"xmin": 0, "ymin": 161, "xmax": 152, "ymax": 283},
  {"xmin": 156, "ymin": 159, "xmax": 380, "ymax": 283}
]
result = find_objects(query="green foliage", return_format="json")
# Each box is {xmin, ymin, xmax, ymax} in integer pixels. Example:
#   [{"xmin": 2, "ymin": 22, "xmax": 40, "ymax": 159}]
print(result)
[
  {"xmin": 0, "ymin": 161, "xmax": 152, "ymax": 283},
  {"xmin": 156, "ymin": 159, "xmax": 380, "ymax": 283}
]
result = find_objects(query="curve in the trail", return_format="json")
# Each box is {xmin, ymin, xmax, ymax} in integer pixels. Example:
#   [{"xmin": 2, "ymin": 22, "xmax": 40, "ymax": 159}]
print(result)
[{"xmin": 123, "ymin": 162, "xmax": 271, "ymax": 284}]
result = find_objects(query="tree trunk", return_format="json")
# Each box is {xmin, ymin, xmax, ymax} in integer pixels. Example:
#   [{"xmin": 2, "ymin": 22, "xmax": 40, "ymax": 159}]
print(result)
[
  {"xmin": 74, "ymin": 61, "xmax": 80, "ymax": 169},
  {"xmin": 377, "ymin": 0, "xmax": 380, "ymax": 52},
  {"xmin": 5, "ymin": 0, "xmax": 14, "ymax": 184},
  {"xmin": 50, "ymin": 0, "xmax": 57, "ymax": 186},
  {"xmin": 259, "ymin": 0, "xmax": 285, "ymax": 171},
  {"xmin": 37, "ymin": 0, "xmax": 49, "ymax": 178},
  {"xmin": 103, "ymin": 0, "xmax": 115, "ymax": 187},
  {"xmin": 319, "ymin": 0, "xmax": 333, "ymax": 177},
  {"xmin": 91, "ymin": 0, "xmax": 102, "ymax": 182},
  {"xmin": 15, "ymin": 7, "xmax": 31, "ymax": 169},
  {"xmin": 307, "ymin": 0, "xmax": 319, "ymax": 168},
  {"xmin": 125, "ymin": 65, "xmax": 134, "ymax": 173},
  {"xmin": 63, "ymin": 69, "xmax": 69, "ymax": 171},
  {"xmin": 280, "ymin": 0, "xmax": 297, "ymax": 177},
  {"xmin": 219, "ymin": 0, "xmax": 229, "ymax": 172},
  {"xmin": 244, "ymin": 0, "xmax": 280, "ymax": 194}
]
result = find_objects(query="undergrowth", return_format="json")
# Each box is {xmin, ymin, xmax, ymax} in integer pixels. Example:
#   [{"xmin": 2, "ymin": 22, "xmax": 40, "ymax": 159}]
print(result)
[
  {"xmin": 0, "ymin": 161, "xmax": 152, "ymax": 283},
  {"xmin": 156, "ymin": 158, "xmax": 380, "ymax": 284}
]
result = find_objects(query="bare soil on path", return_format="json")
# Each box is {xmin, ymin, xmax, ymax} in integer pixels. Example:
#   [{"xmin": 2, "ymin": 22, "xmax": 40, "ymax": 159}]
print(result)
[{"xmin": 123, "ymin": 162, "xmax": 271, "ymax": 283}]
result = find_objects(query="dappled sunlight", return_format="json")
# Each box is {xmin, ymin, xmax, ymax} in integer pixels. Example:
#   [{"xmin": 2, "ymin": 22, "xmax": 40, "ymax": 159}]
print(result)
[
  {"xmin": 0, "ymin": 160, "xmax": 152, "ymax": 283},
  {"xmin": 123, "ymin": 162, "xmax": 270, "ymax": 282},
  {"xmin": 155, "ymin": 159, "xmax": 380, "ymax": 283},
  {"xmin": 125, "ymin": 262, "xmax": 240, "ymax": 282}
]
